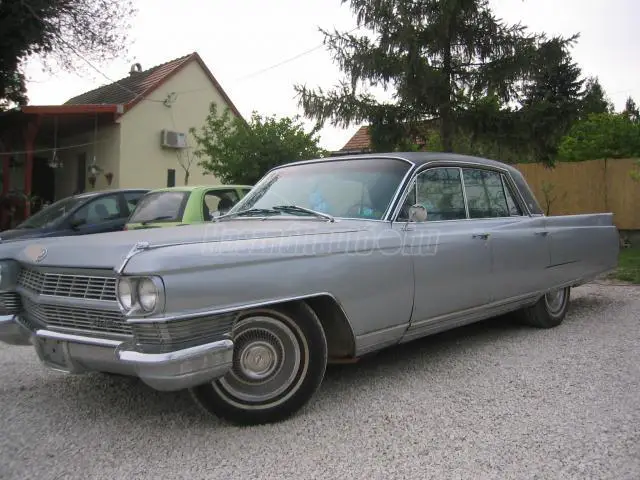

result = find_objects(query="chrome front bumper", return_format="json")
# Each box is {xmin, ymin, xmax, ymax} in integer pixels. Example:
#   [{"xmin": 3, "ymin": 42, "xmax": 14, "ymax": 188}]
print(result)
[{"xmin": 0, "ymin": 314, "xmax": 234, "ymax": 391}]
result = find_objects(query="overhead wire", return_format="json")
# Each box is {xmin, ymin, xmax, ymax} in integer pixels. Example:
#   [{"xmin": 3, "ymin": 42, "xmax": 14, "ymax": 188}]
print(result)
[
  {"xmin": 20, "ymin": 3, "xmax": 367, "ymax": 107},
  {"xmin": 0, "ymin": 141, "xmax": 109, "ymax": 157}
]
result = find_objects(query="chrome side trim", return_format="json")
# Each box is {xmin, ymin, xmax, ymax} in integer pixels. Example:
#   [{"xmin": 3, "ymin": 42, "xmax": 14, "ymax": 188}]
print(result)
[
  {"xmin": 383, "ymin": 160, "xmax": 418, "ymax": 221},
  {"xmin": 126, "ymin": 291, "xmax": 353, "ymax": 327},
  {"xmin": 459, "ymin": 167, "xmax": 471, "ymax": 219}
]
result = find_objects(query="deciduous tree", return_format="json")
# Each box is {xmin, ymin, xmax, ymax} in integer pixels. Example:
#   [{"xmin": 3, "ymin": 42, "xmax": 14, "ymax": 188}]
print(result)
[
  {"xmin": 557, "ymin": 113, "xmax": 640, "ymax": 161},
  {"xmin": 0, "ymin": 0, "xmax": 136, "ymax": 110},
  {"xmin": 191, "ymin": 104, "xmax": 328, "ymax": 185}
]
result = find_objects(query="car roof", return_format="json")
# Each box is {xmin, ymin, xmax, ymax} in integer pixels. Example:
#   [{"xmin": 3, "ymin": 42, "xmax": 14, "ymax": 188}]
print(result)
[
  {"xmin": 280, "ymin": 152, "xmax": 521, "ymax": 174},
  {"xmin": 272, "ymin": 151, "xmax": 543, "ymax": 215},
  {"xmin": 71, "ymin": 188, "xmax": 149, "ymax": 200},
  {"xmin": 145, "ymin": 185, "xmax": 253, "ymax": 194}
]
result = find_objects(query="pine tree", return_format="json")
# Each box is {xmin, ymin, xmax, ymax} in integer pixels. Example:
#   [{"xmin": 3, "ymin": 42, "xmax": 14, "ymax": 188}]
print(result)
[
  {"xmin": 519, "ymin": 36, "xmax": 585, "ymax": 164},
  {"xmin": 580, "ymin": 77, "xmax": 612, "ymax": 118},
  {"xmin": 622, "ymin": 96, "xmax": 639, "ymax": 123},
  {"xmin": 295, "ymin": 0, "xmax": 550, "ymax": 152}
]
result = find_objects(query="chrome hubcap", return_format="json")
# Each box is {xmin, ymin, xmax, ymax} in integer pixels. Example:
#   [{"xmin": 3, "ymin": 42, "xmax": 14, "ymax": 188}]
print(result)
[
  {"xmin": 544, "ymin": 288, "xmax": 566, "ymax": 315},
  {"xmin": 216, "ymin": 315, "xmax": 304, "ymax": 405},
  {"xmin": 239, "ymin": 341, "xmax": 278, "ymax": 380}
]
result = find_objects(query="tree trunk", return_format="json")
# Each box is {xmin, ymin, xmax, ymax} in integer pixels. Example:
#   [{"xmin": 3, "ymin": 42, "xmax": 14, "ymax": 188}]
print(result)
[
  {"xmin": 183, "ymin": 170, "xmax": 190, "ymax": 186},
  {"xmin": 441, "ymin": 34, "xmax": 454, "ymax": 152}
]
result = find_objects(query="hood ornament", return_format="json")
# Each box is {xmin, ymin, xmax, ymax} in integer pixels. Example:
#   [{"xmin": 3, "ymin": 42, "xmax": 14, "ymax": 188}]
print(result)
[{"xmin": 24, "ymin": 244, "xmax": 48, "ymax": 263}]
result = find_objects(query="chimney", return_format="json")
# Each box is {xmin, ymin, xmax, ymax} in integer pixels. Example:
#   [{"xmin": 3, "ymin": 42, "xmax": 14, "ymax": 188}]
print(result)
[{"xmin": 129, "ymin": 63, "xmax": 142, "ymax": 76}]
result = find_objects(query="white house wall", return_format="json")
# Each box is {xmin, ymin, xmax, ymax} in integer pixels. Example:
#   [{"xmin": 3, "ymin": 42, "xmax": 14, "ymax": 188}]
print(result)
[{"xmin": 117, "ymin": 61, "xmax": 231, "ymax": 189}]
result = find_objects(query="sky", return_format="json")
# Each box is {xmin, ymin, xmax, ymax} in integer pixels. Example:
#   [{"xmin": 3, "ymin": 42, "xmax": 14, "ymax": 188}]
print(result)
[{"xmin": 22, "ymin": 0, "xmax": 640, "ymax": 152}]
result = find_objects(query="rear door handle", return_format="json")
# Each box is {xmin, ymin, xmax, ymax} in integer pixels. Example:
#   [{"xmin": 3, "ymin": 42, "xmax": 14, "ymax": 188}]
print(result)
[
  {"xmin": 534, "ymin": 231, "xmax": 549, "ymax": 236},
  {"xmin": 472, "ymin": 233, "xmax": 490, "ymax": 240}
]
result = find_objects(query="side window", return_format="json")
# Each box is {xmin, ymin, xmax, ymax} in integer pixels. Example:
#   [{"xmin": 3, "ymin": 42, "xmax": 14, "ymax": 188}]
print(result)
[
  {"xmin": 72, "ymin": 194, "xmax": 121, "ymax": 225},
  {"xmin": 124, "ymin": 192, "xmax": 145, "ymax": 216},
  {"xmin": 203, "ymin": 189, "xmax": 240, "ymax": 218},
  {"xmin": 462, "ymin": 168, "xmax": 517, "ymax": 218},
  {"xmin": 416, "ymin": 167, "xmax": 467, "ymax": 221},
  {"xmin": 501, "ymin": 175, "xmax": 523, "ymax": 216}
]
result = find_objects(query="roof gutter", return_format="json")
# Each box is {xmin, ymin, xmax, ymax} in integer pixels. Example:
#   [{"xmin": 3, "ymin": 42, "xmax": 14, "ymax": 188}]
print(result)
[{"xmin": 19, "ymin": 104, "xmax": 122, "ymax": 115}]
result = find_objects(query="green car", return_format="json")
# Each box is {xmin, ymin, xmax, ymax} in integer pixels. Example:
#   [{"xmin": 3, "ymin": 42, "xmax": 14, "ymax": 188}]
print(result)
[{"xmin": 125, "ymin": 185, "xmax": 252, "ymax": 230}]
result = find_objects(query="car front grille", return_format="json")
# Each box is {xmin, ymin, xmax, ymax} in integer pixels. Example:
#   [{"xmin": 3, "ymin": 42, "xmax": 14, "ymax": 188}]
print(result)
[
  {"xmin": 133, "ymin": 313, "xmax": 236, "ymax": 353},
  {"xmin": 21, "ymin": 296, "xmax": 132, "ymax": 336},
  {"xmin": 0, "ymin": 291, "xmax": 22, "ymax": 315},
  {"xmin": 18, "ymin": 268, "xmax": 117, "ymax": 302}
]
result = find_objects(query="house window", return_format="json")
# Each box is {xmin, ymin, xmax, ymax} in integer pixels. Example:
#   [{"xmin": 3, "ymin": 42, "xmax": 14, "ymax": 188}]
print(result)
[{"xmin": 167, "ymin": 169, "xmax": 176, "ymax": 187}]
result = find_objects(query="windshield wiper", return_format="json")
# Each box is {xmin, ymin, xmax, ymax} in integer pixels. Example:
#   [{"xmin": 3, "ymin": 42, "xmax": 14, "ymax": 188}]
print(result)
[
  {"xmin": 272, "ymin": 205, "xmax": 335, "ymax": 222},
  {"xmin": 213, "ymin": 208, "xmax": 282, "ymax": 222},
  {"xmin": 140, "ymin": 215, "xmax": 174, "ymax": 225}
]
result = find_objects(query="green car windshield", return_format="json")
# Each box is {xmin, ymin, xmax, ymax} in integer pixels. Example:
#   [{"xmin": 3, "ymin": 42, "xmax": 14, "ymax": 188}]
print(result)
[
  {"xmin": 229, "ymin": 158, "xmax": 411, "ymax": 220},
  {"xmin": 128, "ymin": 191, "xmax": 190, "ymax": 224}
]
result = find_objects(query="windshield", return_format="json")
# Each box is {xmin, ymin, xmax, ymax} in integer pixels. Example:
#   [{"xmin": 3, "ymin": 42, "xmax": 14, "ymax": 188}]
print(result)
[
  {"xmin": 128, "ymin": 191, "xmax": 190, "ymax": 224},
  {"xmin": 17, "ymin": 195, "xmax": 87, "ymax": 229},
  {"xmin": 229, "ymin": 158, "xmax": 411, "ymax": 220}
]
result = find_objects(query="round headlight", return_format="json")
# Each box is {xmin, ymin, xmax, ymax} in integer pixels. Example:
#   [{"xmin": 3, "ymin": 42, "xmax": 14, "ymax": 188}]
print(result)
[
  {"xmin": 117, "ymin": 278, "xmax": 133, "ymax": 310},
  {"xmin": 137, "ymin": 278, "xmax": 158, "ymax": 311}
]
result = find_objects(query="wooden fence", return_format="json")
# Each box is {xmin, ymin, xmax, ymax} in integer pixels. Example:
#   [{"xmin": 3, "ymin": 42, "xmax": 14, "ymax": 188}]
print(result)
[{"xmin": 513, "ymin": 158, "xmax": 640, "ymax": 230}]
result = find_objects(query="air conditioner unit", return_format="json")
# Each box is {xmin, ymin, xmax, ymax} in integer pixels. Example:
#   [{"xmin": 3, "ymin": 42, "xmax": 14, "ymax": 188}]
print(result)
[{"xmin": 161, "ymin": 129, "xmax": 188, "ymax": 149}]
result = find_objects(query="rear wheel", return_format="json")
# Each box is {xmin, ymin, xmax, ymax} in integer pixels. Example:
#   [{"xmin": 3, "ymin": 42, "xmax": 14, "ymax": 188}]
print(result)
[
  {"xmin": 190, "ymin": 303, "xmax": 327, "ymax": 426},
  {"xmin": 519, "ymin": 287, "xmax": 571, "ymax": 328}
]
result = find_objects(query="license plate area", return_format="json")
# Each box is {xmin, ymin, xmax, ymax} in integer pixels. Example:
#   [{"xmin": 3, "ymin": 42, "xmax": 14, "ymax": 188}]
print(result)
[{"xmin": 34, "ymin": 338, "xmax": 78, "ymax": 373}]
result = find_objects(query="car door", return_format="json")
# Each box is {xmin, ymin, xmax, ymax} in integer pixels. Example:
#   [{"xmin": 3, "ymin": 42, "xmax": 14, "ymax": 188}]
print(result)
[
  {"xmin": 66, "ymin": 193, "xmax": 125, "ymax": 235},
  {"xmin": 393, "ymin": 166, "xmax": 494, "ymax": 327},
  {"xmin": 460, "ymin": 167, "xmax": 551, "ymax": 301}
]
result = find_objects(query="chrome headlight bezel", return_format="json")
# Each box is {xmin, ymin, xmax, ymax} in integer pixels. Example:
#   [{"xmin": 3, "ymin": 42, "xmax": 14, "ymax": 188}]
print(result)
[{"xmin": 116, "ymin": 275, "xmax": 165, "ymax": 316}]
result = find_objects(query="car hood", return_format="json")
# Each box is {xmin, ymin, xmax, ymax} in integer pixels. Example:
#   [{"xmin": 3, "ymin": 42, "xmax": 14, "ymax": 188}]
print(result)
[
  {"xmin": 0, "ymin": 227, "xmax": 47, "ymax": 242},
  {"xmin": 1, "ymin": 219, "xmax": 373, "ymax": 270}
]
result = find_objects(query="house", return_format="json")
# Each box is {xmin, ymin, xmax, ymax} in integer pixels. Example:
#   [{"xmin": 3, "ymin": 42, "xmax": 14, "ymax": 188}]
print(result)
[
  {"xmin": 0, "ymin": 51, "xmax": 243, "ymax": 224},
  {"xmin": 336, "ymin": 123, "xmax": 432, "ymax": 155},
  {"xmin": 337, "ymin": 126, "xmax": 374, "ymax": 155}
]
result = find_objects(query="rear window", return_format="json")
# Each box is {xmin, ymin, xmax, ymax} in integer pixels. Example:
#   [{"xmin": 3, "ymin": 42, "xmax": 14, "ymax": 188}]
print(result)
[{"xmin": 128, "ymin": 191, "xmax": 190, "ymax": 224}]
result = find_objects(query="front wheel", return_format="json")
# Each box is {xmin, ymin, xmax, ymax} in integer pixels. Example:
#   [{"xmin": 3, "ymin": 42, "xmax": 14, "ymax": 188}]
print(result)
[
  {"xmin": 189, "ymin": 303, "xmax": 327, "ymax": 426},
  {"xmin": 519, "ymin": 286, "xmax": 571, "ymax": 328}
]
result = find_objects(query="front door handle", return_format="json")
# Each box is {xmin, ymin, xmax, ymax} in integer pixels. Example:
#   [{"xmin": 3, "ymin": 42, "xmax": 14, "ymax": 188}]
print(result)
[
  {"xmin": 534, "ymin": 231, "xmax": 549, "ymax": 236},
  {"xmin": 472, "ymin": 233, "xmax": 490, "ymax": 240}
]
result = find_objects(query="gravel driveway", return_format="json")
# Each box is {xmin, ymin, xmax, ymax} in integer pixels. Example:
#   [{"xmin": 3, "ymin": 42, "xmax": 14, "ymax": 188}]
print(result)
[{"xmin": 1, "ymin": 283, "xmax": 638, "ymax": 480}]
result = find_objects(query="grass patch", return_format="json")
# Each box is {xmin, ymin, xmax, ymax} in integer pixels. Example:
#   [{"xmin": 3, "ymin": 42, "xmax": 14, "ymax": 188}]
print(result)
[{"xmin": 614, "ymin": 247, "xmax": 640, "ymax": 284}]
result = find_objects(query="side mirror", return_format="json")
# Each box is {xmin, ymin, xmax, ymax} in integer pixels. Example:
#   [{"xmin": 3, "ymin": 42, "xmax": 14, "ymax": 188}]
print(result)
[
  {"xmin": 408, "ymin": 204, "xmax": 428, "ymax": 222},
  {"xmin": 69, "ymin": 217, "xmax": 86, "ymax": 229}
]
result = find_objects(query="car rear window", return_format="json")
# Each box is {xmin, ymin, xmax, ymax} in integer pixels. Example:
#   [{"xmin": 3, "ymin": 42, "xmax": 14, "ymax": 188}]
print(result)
[{"xmin": 128, "ymin": 191, "xmax": 190, "ymax": 224}]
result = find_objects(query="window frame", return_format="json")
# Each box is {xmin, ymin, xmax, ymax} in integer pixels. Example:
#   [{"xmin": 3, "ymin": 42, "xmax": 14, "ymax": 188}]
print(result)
[
  {"xmin": 391, "ymin": 162, "xmax": 531, "ymax": 223},
  {"xmin": 123, "ymin": 191, "xmax": 147, "ymax": 216}
]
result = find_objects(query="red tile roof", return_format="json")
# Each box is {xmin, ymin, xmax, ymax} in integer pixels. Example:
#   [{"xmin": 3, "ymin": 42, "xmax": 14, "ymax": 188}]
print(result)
[
  {"xmin": 339, "ymin": 126, "xmax": 372, "ymax": 152},
  {"xmin": 63, "ymin": 52, "xmax": 243, "ymax": 119},
  {"xmin": 339, "ymin": 121, "xmax": 437, "ymax": 153}
]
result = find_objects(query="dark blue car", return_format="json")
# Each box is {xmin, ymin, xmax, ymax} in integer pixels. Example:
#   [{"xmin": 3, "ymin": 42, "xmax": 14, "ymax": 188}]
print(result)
[{"xmin": 0, "ymin": 189, "xmax": 149, "ymax": 243}]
